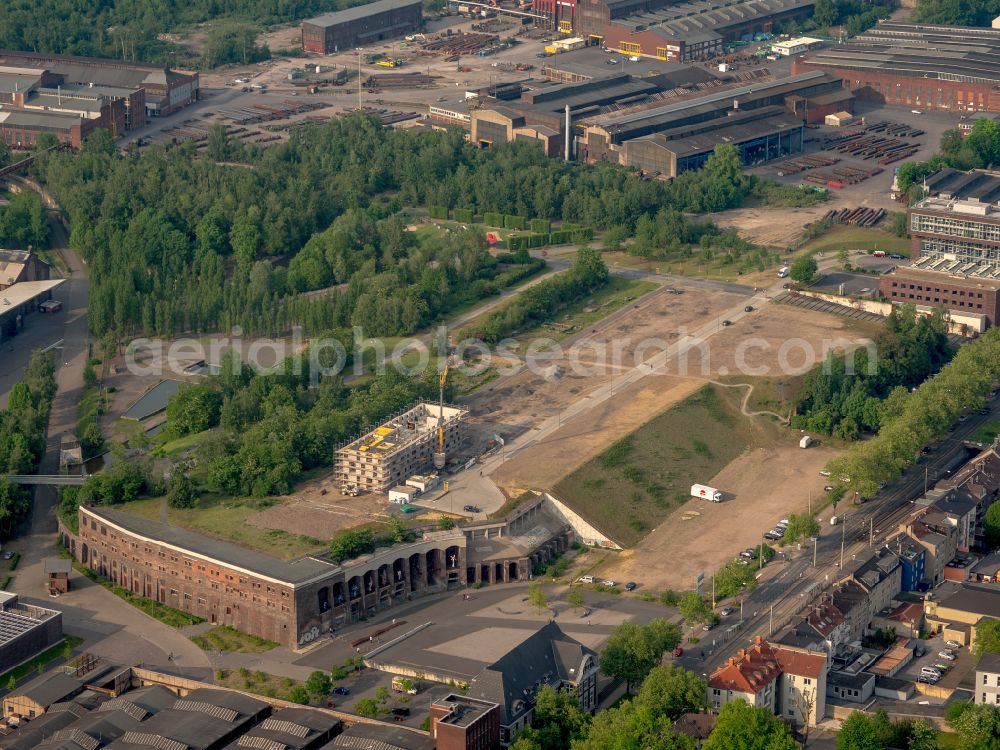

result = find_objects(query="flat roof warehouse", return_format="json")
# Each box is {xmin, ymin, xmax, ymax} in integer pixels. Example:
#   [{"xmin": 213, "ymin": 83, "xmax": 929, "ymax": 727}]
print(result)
[{"xmin": 304, "ymin": 0, "xmax": 422, "ymax": 28}]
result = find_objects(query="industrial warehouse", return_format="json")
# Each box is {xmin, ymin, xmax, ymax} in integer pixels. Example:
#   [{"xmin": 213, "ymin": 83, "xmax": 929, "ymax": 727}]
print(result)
[
  {"xmin": 880, "ymin": 169, "xmax": 1000, "ymax": 329},
  {"xmin": 0, "ymin": 50, "xmax": 198, "ymax": 146},
  {"xmin": 463, "ymin": 68, "xmax": 852, "ymax": 176},
  {"xmin": 793, "ymin": 22, "xmax": 1000, "ymax": 113},
  {"xmin": 301, "ymin": 0, "xmax": 424, "ymax": 54},
  {"xmin": 531, "ymin": 0, "xmax": 814, "ymax": 60}
]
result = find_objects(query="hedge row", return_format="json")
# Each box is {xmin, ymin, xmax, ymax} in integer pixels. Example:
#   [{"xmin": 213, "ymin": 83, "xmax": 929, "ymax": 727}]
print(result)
[{"xmin": 507, "ymin": 228, "xmax": 594, "ymax": 251}]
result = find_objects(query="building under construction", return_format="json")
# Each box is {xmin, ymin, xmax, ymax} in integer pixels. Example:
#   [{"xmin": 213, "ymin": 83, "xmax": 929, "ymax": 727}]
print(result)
[{"xmin": 335, "ymin": 402, "xmax": 469, "ymax": 494}]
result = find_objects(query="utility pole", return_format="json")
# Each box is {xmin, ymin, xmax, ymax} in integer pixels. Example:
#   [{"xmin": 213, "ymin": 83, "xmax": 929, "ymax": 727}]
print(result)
[
  {"xmin": 769, "ymin": 604, "xmax": 773, "ymax": 635},
  {"xmin": 813, "ymin": 537, "xmax": 817, "ymax": 567},
  {"xmin": 869, "ymin": 517, "xmax": 874, "ymax": 548},
  {"xmin": 357, "ymin": 48, "xmax": 363, "ymax": 111},
  {"xmin": 924, "ymin": 466, "xmax": 928, "ymax": 495},
  {"xmin": 712, "ymin": 576, "xmax": 716, "ymax": 609},
  {"xmin": 808, "ymin": 491, "xmax": 812, "ymax": 515},
  {"xmin": 839, "ymin": 514, "xmax": 846, "ymax": 569},
  {"xmin": 760, "ymin": 535, "xmax": 765, "ymax": 571}
]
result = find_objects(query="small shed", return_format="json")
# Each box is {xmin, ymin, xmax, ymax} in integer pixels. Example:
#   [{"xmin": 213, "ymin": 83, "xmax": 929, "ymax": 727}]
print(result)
[
  {"xmin": 800, "ymin": 435, "xmax": 814, "ymax": 449},
  {"xmin": 406, "ymin": 474, "xmax": 440, "ymax": 494},
  {"xmin": 388, "ymin": 486, "xmax": 419, "ymax": 505},
  {"xmin": 44, "ymin": 558, "xmax": 72, "ymax": 594},
  {"xmin": 825, "ymin": 111, "xmax": 855, "ymax": 127}
]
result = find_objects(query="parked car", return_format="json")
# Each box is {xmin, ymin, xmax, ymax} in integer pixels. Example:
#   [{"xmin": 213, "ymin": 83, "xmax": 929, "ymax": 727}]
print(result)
[
  {"xmin": 764, "ymin": 531, "xmax": 783, "ymax": 541},
  {"xmin": 946, "ymin": 640, "xmax": 962, "ymax": 649},
  {"xmin": 720, "ymin": 607, "xmax": 735, "ymax": 617},
  {"xmin": 333, "ymin": 687, "xmax": 351, "ymax": 695},
  {"xmin": 918, "ymin": 675, "xmax": 939, "ymax": 684},
  {"xmin": 740, "ymin": 549, "xmax": 757, "ymax": 559},
  {"xmin": 602, "ymin": 580, "xmax": 617, "ymax": 587},
  {"xmin": 938, "ymin": 650, "xmax": 956, "ymax": 660},
  {"xmin": 932, "ymin": 663, "xmax": 951, "ymax": 672},
  {"xmin": 624, "ymin": 582, "xmax": 637, "ymax": 591},
  {"xmin": 673, "ymin": 647, "xmax": 683, "ymax": 657},
  {"xmin": 579, "ymin": 575, "xmax": 595, "ymax": 584},
  {"xmin": 703, "ymin": 621, "xmax": 717, "ymax": 631},
  {"xmin": 819, "ymin": 470, "xmax": 831, "ymax": 477},
  {"xmin": 463, "ymin": 505, "xmax": 481, "ymax": 513},
  {"xmin": 392, "ymin": 707, "xmax": 411, "ymax": 717},
  {"xmin": 721, "ymin": 320, "xmax": 732, "ymax": 326},
  {"xmin": 744, "ymin": 305, "xmax": 753, "ymax": 312},
  {"xmin": 1, "ymin": 551, "xmax": 13, "ymax": 560},
  {"xmin": 914, "ymin": 646, "xmax": 926, "ymax": 658}
]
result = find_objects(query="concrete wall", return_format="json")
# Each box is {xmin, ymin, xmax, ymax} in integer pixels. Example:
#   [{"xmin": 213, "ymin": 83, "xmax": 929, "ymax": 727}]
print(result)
[
  {"xmin": 795, "ymin": 289, "xmax": 982, "ymax": 335},
  {"xmin": 542, "ymin": 492, "xmax": 621, "ymax": 549}
]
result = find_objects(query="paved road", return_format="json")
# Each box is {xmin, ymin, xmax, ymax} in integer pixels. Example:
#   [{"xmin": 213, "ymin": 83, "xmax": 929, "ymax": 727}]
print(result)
[
  {"xmin": 680, "ymin": 399, "xmax": 1000, "ymax": 675},
  {"xmin": 4, "ymin": 181, "xmax": 213, "ymax": 679}
]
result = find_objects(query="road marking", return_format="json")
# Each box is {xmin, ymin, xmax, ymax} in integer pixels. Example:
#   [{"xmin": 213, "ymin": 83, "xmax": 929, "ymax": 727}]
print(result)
[{"xmin": 41, "ymin": 339, "xmax": 64, "ymax": 353}]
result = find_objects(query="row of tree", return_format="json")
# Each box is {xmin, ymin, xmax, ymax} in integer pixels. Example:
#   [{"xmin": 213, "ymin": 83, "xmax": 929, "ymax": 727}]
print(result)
[
  {"xmin": 794, "ymin": 305, "xmax": 952, "ymax": 439},
  {"xmin": 808, "ymin": 0, "xmax": 897, "ymax": 36},
  {"xmin": 466, "ymin": 248, "xmax": 609, "ymax": 344},
  {"xmin": 828, "ymin": 324, "xmax": 1000, "ymax": 498},
  {"xmin": 913, "ymin": 0, "xmax": 1000, "ymax": 27},
  {"xmin": 0, "ymin": 351, "xmax": 57, "ymax": 537}
]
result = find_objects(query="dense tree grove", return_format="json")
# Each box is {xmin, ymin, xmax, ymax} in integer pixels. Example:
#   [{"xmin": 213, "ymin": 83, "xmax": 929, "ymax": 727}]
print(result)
[
  {"xmin": 947, "ymin": 701, "xmax": 1000, "ymax": 749},
  {"xmin": 914, "ymin": 0, "xmax": 1000, "ymax": 26},
  {"xmin": 829, "ymin": 324, "xmax": 1000, "ymax": 497},
  {"xmin": 837, "ymin": 710, "xmax": 937, "ymax": 750},
  {"xmin": 0, "ymin": 189, "xmax": 49, "ymax": 249},
  {"xmin": 183, "ymin": 352, "xmax": 451, "ymax": 497},
  {"xmin": 794, "ymin": 0, "xmax": 896, "ymax": 36},
  {"xmin": 0, "ymin": 351, "xmax": 57, "ymax": 536},
  {"xmin": 0, "ymin": 0, "xmax": 372, "ymax": 65},
  {"xmin": 794, "ymin": 305, "xmax": 952, "ymax": 439},
  {"xmin": 599, "ymin": 619, "xmax": 682, "ymax": 694},
  {"xmin": 39, "ymin": 124, "xmax": 758, "ymax": 340}
]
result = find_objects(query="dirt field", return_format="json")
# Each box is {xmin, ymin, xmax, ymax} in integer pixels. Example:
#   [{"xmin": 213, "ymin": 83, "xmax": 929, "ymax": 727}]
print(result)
[
  {"xmin": 680, "ymin": 301, "xmax": 883, "ymax": 381},
  {"xmin": 595, "ymin": 441, "xmax": 843, "ymax": 591},
  {"xmin": 470, "ymin": 281, "xmax": 749, "ymax": 486},
  {"xmin": 492, "ymin": 374, "xmax": 703, "ymax": 490}
]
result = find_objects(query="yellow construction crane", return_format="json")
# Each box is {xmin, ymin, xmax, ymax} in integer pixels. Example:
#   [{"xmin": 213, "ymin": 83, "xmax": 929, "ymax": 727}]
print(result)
[{"xmin": 434, "ymin": 362, "xmax": 450, "ymax": 470}]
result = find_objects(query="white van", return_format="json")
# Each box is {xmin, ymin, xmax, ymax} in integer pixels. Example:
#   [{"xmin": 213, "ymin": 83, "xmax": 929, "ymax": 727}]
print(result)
[
  {"xmin": 920, "ymin": 667, "xmax": 941, "ymax": 678},
  {"xmin": 777, "ymin": 266, "xmax": 790, "ymax": 278}
]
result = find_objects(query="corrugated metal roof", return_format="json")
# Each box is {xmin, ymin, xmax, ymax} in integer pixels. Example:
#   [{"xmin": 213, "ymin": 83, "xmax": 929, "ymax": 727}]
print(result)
[{"xmin": 303, "ymin": 0, "xmax": 422, "ymax": 29}]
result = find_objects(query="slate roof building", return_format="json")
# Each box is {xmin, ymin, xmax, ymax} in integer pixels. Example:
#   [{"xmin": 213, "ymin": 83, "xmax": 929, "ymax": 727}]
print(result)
[{"xmin": 467, "ymin": 621, "xmax": 598, "ymax": 745}]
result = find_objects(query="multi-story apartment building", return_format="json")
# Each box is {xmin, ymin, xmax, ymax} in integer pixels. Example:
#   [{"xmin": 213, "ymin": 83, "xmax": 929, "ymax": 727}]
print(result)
[
  {"xmin": 708, "ymin": 637, "xmax": 828, "ymax": 726},
  {"xmin": 335, "ymin": 402, "xmax": 468, "ymax": 494},
  {"xmin": 976, "ymin": 652, "xmax": 1000, "ymax": 707}
]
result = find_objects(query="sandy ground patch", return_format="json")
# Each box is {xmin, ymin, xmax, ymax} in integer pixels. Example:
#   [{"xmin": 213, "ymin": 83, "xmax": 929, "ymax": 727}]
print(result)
[
  {"xmin": 491, "ymin": 374, "xmax": 703, "ymax": 490},
  {"xmin": 246, "ymin": 475, "xmax": 391, "ymax": 538},
  {"xmin": 471, "ymin": 283, "xmax": 748, "ymax": 487},
  {"xmin": 597, "ymin": 442, "xmax": 842, "ymax": 591},
  {"xmin": 677, "ymin": 301, "xmax": 882, "ymax": 382}
]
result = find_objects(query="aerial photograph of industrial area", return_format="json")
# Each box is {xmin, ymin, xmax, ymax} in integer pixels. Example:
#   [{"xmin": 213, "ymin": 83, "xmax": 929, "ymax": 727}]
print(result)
[{"xmin": 1, "ymin": 0, "xmax": 1000, "ymax": 747}]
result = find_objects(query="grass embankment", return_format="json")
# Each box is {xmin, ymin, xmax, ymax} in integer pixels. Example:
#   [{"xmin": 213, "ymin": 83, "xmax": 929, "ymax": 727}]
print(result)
[
  {"xmin": 0, "ymin": 635, "xmax": 85, "ymax": 687},
  {"xmin": 76, "ymin": 564, "xmax": 203, "ymax": 628},
  {"xmin": 554, "ymin": 384, "xmax": 778, "ymax": 547},
  {"xmin": 718, "ymin": 374, "xmax": 805, "ymax": 419},
  {"xmin": 115, "ymin": 495, "xmax": 323, "ymax": 559},
  {"xmin": 191, "ymin": 626, "xmax": 277, "ymax": 654},
  {"xmin": 797, "ymin": 225, "xmax": 911, "ymax": 257},
  {"xmin": 152, "ymin": 429, "xmax": 210, "ymax": 457}
]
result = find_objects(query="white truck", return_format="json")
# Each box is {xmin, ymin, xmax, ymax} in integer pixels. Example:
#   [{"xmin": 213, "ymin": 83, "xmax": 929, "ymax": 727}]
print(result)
[
  {"xmin": 777, "ymin": 266, "xmax": 790, "ymax": 278},
  {"xmin": 691, "ymin": 484, "xmax": 723, "ymax": 502}
]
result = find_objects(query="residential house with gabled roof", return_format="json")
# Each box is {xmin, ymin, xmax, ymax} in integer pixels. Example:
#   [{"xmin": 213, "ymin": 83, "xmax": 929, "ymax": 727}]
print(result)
[
  {"xmin": 831, "ymin": 579, "xmax": 870, "ymax": 642},
  {"xmin": 905, "ymin": 516, "xmax": 956, "ymax": 587},
  {"xmin": 776, "ymin": 597, "xmax": 848, "ymax": 655},
  {"xmin": 851, "ymin": 549, "xmax": 902, "ymax": 628},
  {"xmin": 707, "ymin": 636, "xmax": 828, "ymax": 727}
]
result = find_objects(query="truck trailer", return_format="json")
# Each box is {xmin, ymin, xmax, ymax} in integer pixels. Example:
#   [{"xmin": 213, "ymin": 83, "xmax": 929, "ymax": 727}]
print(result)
[{"xmin": 691, "ymin": 484, "xmax": 723, "ymax": 502}]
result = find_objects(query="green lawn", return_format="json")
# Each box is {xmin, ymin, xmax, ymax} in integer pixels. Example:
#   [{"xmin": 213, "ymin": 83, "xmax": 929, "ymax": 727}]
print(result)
[
  {"xmin": 0, "ymin": 635, "xmax": 84, "ymax": 687},
  {"xmin": 191, "ymin": 626, "xmax": 277, "ymax": 654},
  {"xmin": 798, "ymin": 225, "xmax": 911, "ymax": 257},
  {"xmin": 936, "ymin": 731, "xmax": 962, "ymax": 749},
  {"xmin": 972, "ymin": 420, "xmax": 1000, "ymax": 444},
  {"xmin": 115, "ymin": 495, "xmax": 324, "ymax": 559},
  {"xmin": 152, "ymin": 429, "xmax": 211, "ymax": 457},
  {"xmin": 554, "ymin": 384, "xmax": 782, "ymax": 547},
  {"xmin": 76, "ymin": 386, "xmax": 105, "ymax": 438}
]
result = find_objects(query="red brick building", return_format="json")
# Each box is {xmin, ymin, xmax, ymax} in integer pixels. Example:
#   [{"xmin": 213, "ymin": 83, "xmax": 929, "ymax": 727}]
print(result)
[
  {"xmin": 793, "ymin": 22, "xmax": 1000, "ymax": 113},
  {"xmin": 431, "ymin": 695, "xmax": 502, "ymax": 750},
  {"xmin": 878, "ymin": 194, "xmax": 1000, "ymax": 328}
]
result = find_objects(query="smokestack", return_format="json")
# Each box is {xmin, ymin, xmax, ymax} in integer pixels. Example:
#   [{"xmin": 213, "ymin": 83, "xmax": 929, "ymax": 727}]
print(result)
[{"xmin": 564, "ymin": 104, "xmax": 571, "ymax": 162}]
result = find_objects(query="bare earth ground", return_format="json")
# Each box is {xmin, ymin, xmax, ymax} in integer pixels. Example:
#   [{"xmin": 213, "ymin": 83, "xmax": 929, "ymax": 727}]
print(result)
[
  {"xmin": 492, "ymin": 374, "xmax": 703, "ymax": 490},
  {"xmin": 680, "ymin": 302, "xmax": 882, "ymax": 381},
  {"xmin": 597, "ymin": 442, "xmax": 842, "ymax": 591},
  {"xmin": 472, "ymin": 283, "xmax": 748, "ymax": 487}
]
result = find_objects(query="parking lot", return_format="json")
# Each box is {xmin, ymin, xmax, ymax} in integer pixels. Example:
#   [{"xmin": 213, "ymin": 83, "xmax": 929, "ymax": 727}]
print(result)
[{"xmin": 898, "ymin": 633, "xmax": 975, "ymax": 697}]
